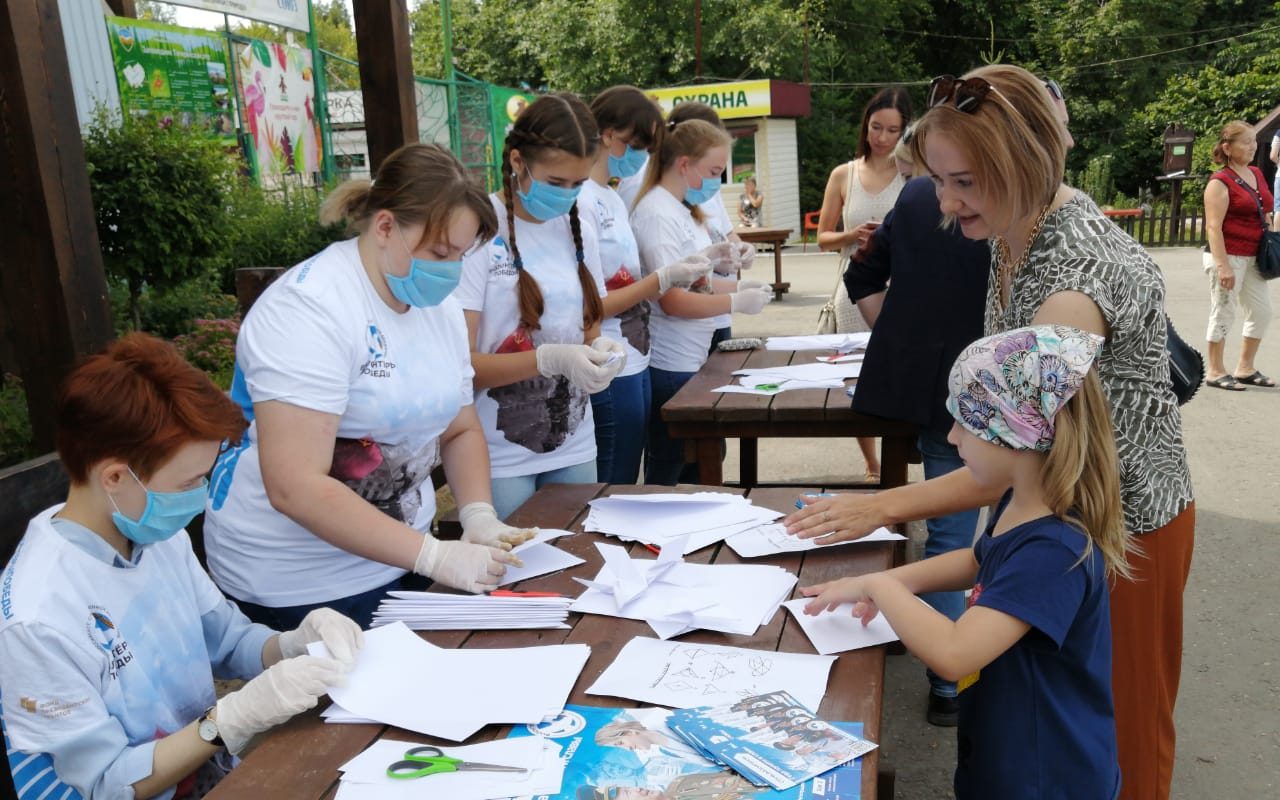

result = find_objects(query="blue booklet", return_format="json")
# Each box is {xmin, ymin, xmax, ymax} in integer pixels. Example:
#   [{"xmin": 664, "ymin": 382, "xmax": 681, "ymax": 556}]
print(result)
[
  {"xmin": 507, "ymin": 704, "xmax": 865, "ymax": 799},
  {"xmin": 667, "ymin": 691, "xmax": 878, "ymax": 791}
]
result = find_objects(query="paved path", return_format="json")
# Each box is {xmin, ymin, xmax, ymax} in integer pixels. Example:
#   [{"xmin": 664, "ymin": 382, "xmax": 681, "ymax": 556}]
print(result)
[{"xmin": 728, "ymin": 244, "xmax": 1279, "ymax": 798}]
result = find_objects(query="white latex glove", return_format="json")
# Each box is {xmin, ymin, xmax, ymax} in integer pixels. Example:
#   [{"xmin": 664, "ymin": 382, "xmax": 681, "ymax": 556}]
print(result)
[
  {"xmin": 535, "ymin": 343, "xmax": 615, "ymax": 394},
  {"xmin": 590, "ymin": 336, "xmax": 627, "ymax": 380},
  {"xmin": 215, "ymin": 655, "xmax": 348, "ymax": 754},
  {"xmin": 737, "ymin": 279, "xmax": 768, "ymax": 292},
  {"xmin": 730, "ymin": 286, "xmax": 773, "ymax": 315},
  {"xmin": 276, "ymin": 608, "xmax": 364, "ymax": 667},
  {"xmin": 460, "ymin": 501, "xmax": 537, "ymax": 550},
  {"xmin": 656, "ymin": 254, "xmax": 712, "ymax": 293},
  {"xmin": 414, "ymin": 535, "xmax": 518, "ymax": 594},
  {"xmin": 699, "ymin": 241, "xmax": 741, "ymax": 275},
  {"xmin": 731, "ymin": 241, "xmax": 757, "ymax": 271}
]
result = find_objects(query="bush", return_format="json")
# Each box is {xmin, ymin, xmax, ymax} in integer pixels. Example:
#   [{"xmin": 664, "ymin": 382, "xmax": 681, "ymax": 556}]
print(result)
[
  {"xmin": 173, "ymin": 318, "xmax": 240, "ymax": 390},
  {"xmin": 83, "ymin": 110, "xmax": 239, "ymax": 330},
  {"xmin": 0, "ymin": 375, "xmax": 36, "ymax": 470}
]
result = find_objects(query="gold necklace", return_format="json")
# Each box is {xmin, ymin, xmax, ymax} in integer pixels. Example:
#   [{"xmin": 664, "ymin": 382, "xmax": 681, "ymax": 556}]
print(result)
[{"xmin": 993, "ymin": 203, "xmax": 1053, "ymax": 310}]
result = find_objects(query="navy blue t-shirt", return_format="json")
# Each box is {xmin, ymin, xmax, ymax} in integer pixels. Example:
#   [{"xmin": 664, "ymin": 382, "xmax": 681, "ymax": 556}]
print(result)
[{"xmin": 954, "ymin": 498, "xmax": 1120, "ymax": 799}]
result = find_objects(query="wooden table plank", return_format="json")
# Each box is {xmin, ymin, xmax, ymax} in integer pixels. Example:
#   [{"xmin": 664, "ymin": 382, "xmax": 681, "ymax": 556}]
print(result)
[
  {"xmin": 661, "ymin": 348, "xmax": 751, "ymax": 423},
  {"xmin": 713, "ymin": 348, "xmax": 793, "ymax": 424},
  {"xmin": 770, "ymin": 350, "xmax": 839, "ymax": 423}
]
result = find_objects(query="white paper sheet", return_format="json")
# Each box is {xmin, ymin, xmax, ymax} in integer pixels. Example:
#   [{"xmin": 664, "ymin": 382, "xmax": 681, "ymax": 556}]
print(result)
[
  {"xmin": 372, "ymin": 592, "xmax": 574, "ymax": 630},
  {"xmin": 586, "ymin": 636, "xmax": 835, "ymax": 711},
  {"xmin": 734, "ymin": 362, "xmax": 864, "ymax": 382},
  {"xmin": 510, "ymin": 528, "xmax": 575, "ymax": 552},
  {"xmin": 765, "ymin": 333, "xmax": 872, "ymax": 351},
  {"xmin": 815, "ymin": 352, "xmax": 866, "ymax": 363},
  {"xmin": 334, "ymin": 736, "xmax": 563, "ymax": 800},
  {"xmin": 585, "ymin": 493, "xmax": 781, "ymax": 551},
  {"xmin": 781, "ymin": 598, "xmax": 902, "ymax": 655},
  {"xmin": 499, "ymin": 542, "xmax": 585, "ymax": 586},
  {"xmin": 311, "ymin": 622, "xmax": 588, "ymax": 740},
  {"xmin": 726, "ymin": 524, "xmax": 906, "ymax": 557},
  {"xmin": 712, "ymin": 377, "xmax": 846, "ymax": 395}
]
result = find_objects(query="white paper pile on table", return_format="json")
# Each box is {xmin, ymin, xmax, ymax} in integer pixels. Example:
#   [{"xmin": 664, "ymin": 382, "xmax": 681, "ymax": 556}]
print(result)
[
  {"xmin": 765, "ymin": 332, "xmax": 872, "ymax": 352},
  {"xmin": 334, "ymin": 736, "xmax": 564, "ymax": 800},
  {"xmin": 496, "ymin": 528, "xmax": 584, "ymax": 585},
  {"xmin": 371, "ymin": 591, "xmax": 574, "ymax": 630},
  {"xmin": 714, "ymin": 361, "xmax": 863, "ymax": 395},
  {"xmin": 311, "ymin": 622, "xmax": 589, "ymax": 740},
  {"xmin": 587, "ymin": 635, "xmax": 835, "ymax": 711},
  {"xmin": 782, "ymin": 597, "xmax": 904, "ymax": 655},
  {"xmin": 571, "ymin": 540, "xmax": 796, "ymax": 639},
  {"xmin": 585, "ymin": 492, "xmax": 781, "ymax": 554},
  {"xmin": 726, "ymin": 523, "xmax": 906, "ymax": 558}
]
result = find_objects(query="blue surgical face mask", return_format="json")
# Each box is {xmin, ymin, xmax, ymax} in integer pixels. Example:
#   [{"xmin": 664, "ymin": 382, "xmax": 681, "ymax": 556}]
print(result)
[
  {"xmin": 608, "ymin": 145, "xmax": 648, "ymax": 179},
  {"xmin": 516, "ymin": 167, "xmax": 581, "ymax": 221},
  {"xmin": 109, "ymin": 467, "xmax": 208, "ymax": 545},
  {"xmin": 684, "ymin": 173, "xmax": 721, "ymax": 206},
  {"xmin": 386, "ymin": 226, "xmax": 462, "ymax": 308}
]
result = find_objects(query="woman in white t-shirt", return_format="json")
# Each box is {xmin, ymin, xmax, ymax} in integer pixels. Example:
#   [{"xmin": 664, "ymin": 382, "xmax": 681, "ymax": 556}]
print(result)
[
  {"xmin": 581, "ymin": 85, "xmax": 721, "ymax": 484},
  {"xmin": 456, "ymin": 94, "xmax": 627, "ymax": 518},
  {"xmin": 630, "ymin": 119, "xmax": 775, "ymax": 485},
  {"xmin": 203, "ymin": 144, "xmax": 528, "ymax": 630}
]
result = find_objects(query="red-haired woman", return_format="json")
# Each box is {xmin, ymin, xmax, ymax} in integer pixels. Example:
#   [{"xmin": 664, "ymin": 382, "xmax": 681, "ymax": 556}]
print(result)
[{"xmin": 0, "ymin": 334, "xmax": 361, "ymax": 799}]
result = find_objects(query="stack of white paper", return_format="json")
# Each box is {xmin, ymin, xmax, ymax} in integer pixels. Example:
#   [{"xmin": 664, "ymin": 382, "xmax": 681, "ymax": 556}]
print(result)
[
  {"xmin": 586, "ymin": 635, "xmax": 835, "ymax": 711},
  {"xmin": 571, "ymin": 541, "xmax": 796, "ymax": 639},
  {"xmin": 312, "ymin": 622, "xmax": 590, "ymax": 740},
  {"xmin": 334, "ymin": 736, "xmax": 564, "ymax": 800},
  {"xmin": 782, "ymin": 598, "xmax": 903, "ymax": 655},
  {"xmin": 726, "ymin": 523, "xmax": 906, "ymax": 558},
  {"xmin": 713, "ymin": 361, "xmax": 863, "ymax": 395},
  {"xmin": 584, "ymin": 492, "xmax": 782, "ymax": 554},
  {"xmin": 371, "ymin": 592, "xmax": 574, "ymax": 630},
  {"xmin": 764, "ymin": 332, "xmax": 872, "ymax": 351}
]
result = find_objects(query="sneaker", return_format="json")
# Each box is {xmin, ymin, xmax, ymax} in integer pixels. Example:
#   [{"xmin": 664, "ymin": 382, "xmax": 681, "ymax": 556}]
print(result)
[{"xmin": 927, "ymin": 692, "xmax": 958, "ymax": 727}]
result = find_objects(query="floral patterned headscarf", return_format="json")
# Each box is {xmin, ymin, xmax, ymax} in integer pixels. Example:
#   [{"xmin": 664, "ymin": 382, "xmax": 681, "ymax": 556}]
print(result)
[{"xmin": 945, "ymin": 324, "xmax": 1104, "ymax": 452}]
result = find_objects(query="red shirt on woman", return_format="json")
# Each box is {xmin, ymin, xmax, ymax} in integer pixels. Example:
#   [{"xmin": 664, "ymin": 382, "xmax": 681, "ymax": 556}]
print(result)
[{"xmin": 1213, "ymin": 165, "xmax": 1273, "ymax": 257}]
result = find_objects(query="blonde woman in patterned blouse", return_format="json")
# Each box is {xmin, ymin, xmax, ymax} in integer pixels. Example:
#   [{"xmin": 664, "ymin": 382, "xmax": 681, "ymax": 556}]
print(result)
[{"xmin": 785, "ymin": 65, "xmax": 1193, "ymax": 800}]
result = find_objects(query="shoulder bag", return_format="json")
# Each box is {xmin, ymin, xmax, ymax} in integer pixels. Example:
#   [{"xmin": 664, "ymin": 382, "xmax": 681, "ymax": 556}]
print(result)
[
  {"xmin": 1165, "ymin": 315, "xmax": 1203, "ymax": 406},
  {"xmin": 1219, "ymin": 171, "xmax": 1280, "ymax": 280}
]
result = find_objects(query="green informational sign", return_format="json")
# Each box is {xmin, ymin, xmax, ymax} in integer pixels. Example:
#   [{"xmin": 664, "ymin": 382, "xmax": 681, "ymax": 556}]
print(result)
[
  {"xmin": 489, "ymin": 85, "xmax": 536, "ymax": 160},
  {"xmin": 105, "ymin": 16, "xmax": 234, "ymax": 138}
]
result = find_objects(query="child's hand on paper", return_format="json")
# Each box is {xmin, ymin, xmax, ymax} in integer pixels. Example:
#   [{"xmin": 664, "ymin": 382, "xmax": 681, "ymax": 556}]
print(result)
[
  {"xmin": 799, "ymin": 576, "xmax": 882, "ymax": 626},
  {"xmin": 459, "ymin": 501, "xmax": 537, "ymax": 550}
]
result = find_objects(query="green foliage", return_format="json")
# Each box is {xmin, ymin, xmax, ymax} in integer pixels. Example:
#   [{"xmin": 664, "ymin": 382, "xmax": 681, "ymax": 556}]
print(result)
[
  {"xmin": 0, "ymin": 375, "xmax": 36, "ymax": 470},
  {"xmin": 172, "ymin": 318, "xmax": 240, "ymax": 391},
  {"xmin": 215, "ymin": 181, "xmax": 347, "ymax": 284},
  {"xmin": 1070, "ymin": 155, "xmax": 1117, "ymax": 207},
  {"xmin": 83, "ymin": 111, "xmax": 238, "ymax": 330}
]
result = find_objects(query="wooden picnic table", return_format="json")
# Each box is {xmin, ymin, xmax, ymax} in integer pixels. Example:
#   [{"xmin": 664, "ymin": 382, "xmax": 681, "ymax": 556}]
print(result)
[
  {"xmin": 204, "ymin": 483, "xmax": 895, "ymax": 800},
  {"xmin": 734, "ymin": 225, "xmax": 794, "ymax": 300},
  {"xmin": 662, "ymin": 348, "xmax": 919, "ymax": 490}
]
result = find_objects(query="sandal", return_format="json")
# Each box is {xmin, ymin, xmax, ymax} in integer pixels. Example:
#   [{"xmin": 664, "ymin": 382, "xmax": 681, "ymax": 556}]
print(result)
[
  {"xmin": 1233, "ymin": 371, "xmax": 1276, "ymax": 387},
  {"xmin": 862, "ymin": 471, "xmax": 881, "ymax": 484},
  {"xmin": 1206, "ymin": 375, "xmax": 1247, "ymax": 391}
]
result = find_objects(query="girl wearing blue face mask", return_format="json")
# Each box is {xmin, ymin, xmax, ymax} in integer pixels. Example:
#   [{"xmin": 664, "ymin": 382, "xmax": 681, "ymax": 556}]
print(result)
[
  {"xmin": 630, "ymin": 119, "xmax": 776, "ymax": 485},
  {"xmin": 203, "ymin": 143, "xmax": 529, "ymax": 632},
  {"xmin": 580, "ymin": 86, "xmax": 721, "ymax": 485},
  {"xmin": 457, "ymin": 93, "xmax": 629, "ymax": 518},
  {"xmin": 0, "ymin": 333, "xmax": 365, "ymax": 799}
]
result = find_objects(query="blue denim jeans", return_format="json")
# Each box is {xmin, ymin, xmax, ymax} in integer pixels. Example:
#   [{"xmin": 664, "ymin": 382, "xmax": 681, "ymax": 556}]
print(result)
[
  {"xmin": 590, "ymin": 369, "xmax": 651, "ymax": 485},
  {"xmin": 916, "ymin": 428, "xmax": 981, "ymax": 698},
  {"xmin": 231, "ymin": 572, "xmax": 432, "ymax": 631},
  {"xmin": 645, "ymin": 367, "xmax": 700, "ymax": 485},
  {"xmin": 490, "ymin": 459, "xmax": 598, "ymax": 520}
]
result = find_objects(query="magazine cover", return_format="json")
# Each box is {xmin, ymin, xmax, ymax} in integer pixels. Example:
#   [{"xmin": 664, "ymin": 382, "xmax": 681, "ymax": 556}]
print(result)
[
  {"xmin": 668, "ymin": 692, "xmax": 878, "ymax": 791},
  {"xmin": 507, "ymin": 704, "xmax": 864, "ymax": 799}
]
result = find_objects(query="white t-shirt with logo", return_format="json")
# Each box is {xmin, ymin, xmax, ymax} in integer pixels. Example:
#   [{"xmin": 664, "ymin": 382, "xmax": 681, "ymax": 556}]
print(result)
[
  {"xmin": 204, "ymin": 238, "xmax": 475, "ymax": 607},
  {"xmin": 580, "ymin": 179, "xmax": 649, "ymax": 377},
  {"xmin": 456, "ymin": 195, "xmax": 605, "ymax": 478},
  {"xmin": 630, "ymin": 187, "xmax": 716, "ymax": 372},
  {"xmin": 0, "ymin": 508, "xmax": 274, "ymax": 798}
]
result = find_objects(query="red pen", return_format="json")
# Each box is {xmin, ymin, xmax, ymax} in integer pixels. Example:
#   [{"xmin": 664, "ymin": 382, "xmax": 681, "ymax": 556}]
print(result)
[
  {"xmin": 643, "ymin": 543, "xmax": 662, "ymax": 555},
  {"xmin": 490, "ymin": 590, "xmax": 564, "ymax": 598}
]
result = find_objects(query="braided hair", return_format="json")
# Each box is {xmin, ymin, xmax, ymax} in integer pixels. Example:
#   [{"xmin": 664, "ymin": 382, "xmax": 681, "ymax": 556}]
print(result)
[{"xmin": 500, "ymin": 93, "xmax": 604, "ymax": 333}]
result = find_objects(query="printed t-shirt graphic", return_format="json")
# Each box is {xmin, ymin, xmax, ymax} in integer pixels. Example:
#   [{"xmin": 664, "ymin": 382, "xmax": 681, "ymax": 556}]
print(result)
[
  {"xmin": 456, "ymin": 194, "xmax": 606, "ymax": 478},
  {"xmin": 580, "ymin": 180, "xmax": 650, "ymax": 368}
]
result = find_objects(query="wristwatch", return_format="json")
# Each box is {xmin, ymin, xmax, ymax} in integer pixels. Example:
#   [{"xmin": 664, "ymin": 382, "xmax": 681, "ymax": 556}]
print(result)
[{"xmin": 197, "ymin": 706, "xmax": 224, "ymax": 748}]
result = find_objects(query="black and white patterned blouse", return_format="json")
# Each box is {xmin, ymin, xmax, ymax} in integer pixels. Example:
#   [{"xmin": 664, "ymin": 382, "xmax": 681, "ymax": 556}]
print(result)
[{"xmin": 984, "ymin": 192, "xmax": 1193, "ymax": 534}]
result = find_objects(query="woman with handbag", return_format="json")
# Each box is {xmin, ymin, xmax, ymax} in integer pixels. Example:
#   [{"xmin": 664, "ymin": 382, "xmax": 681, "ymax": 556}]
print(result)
[
  {"xmin": 1202, "ymin": 120, "xmax": 1275, "ymax": 390},
  {"xmin": 815, "ymin": 87, "xmax": 912, "ymax": 482},
  {"xmin": 786, "ymin": 65, "xmax": 1195, "ymax": 800}
]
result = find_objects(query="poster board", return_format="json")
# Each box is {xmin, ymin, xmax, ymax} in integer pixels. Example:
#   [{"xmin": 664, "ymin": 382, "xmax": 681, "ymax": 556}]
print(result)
[{"xmin": 236, "ymin": 37, "xmax": 323, "ymax": 179}]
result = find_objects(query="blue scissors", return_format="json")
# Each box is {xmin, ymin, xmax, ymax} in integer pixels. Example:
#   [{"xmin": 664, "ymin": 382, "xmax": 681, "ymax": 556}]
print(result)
[{"xmin": 385, "ymin": 745, "xmax": 529, "ymax": 780}]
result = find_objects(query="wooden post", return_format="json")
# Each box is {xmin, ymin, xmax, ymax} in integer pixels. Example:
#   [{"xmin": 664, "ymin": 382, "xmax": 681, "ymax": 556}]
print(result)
[
  {"xmin": 104, "ymin": 0, "xmax": 136, "ymax": 16},
  {"xmin": 352, "ymin": 0, "xmax": 418, "ymax": 173},
  {"xmin": 0, "ymin": 0, "xmax": 113, "ymax": 451}
]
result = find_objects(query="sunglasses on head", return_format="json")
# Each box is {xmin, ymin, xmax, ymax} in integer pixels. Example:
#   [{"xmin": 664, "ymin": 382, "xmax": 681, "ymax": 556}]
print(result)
[
  {"xmin": 1042, "ymin": 77, "xmax": 1065, "ymax": 101},
  {"xmin": 927, "ymin": 75, "xmax": 995, "ymax": 113}
]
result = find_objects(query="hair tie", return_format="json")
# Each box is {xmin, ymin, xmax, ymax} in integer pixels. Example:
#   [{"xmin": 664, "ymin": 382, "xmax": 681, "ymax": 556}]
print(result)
[
  {"xmin": 667, "ymin": 119, "xmax": 679, "ymax": 131},
  {"xmin": 513, "ymin": 254, "xmax": 524, "ymax": 271},
  {"xmin": 575, "ymin": 249, "xmax": 585, "ymax": 263}
]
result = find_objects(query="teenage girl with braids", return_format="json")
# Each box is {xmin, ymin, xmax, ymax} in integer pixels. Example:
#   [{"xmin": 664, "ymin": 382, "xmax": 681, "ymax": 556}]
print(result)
[
  {"xmin": 630, "ymin": 119, "xmax": 775, "ymax": 485},
  {"xmin": 457, "ymin": 93, "xmax": 626, "ymax": 518},
  {"xmin": 581, "ymin": 86, "xmax": 722, "ymax": 484}
]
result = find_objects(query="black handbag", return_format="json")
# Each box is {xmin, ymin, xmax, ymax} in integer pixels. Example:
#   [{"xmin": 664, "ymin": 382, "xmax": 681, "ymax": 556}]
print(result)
[
  {"xmin": 1220, "ymin": 172, "xmax": 1280, "ymax": 280},
  {"xmin": 1166, "ymin": 315, "xmax": 1203, "ymax": 406}
]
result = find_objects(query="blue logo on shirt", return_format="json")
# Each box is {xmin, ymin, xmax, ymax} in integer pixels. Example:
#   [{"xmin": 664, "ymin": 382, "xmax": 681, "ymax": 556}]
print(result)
[{"xmin": 86, "ymin": 607, "xmax": 134, "ymax": 678}]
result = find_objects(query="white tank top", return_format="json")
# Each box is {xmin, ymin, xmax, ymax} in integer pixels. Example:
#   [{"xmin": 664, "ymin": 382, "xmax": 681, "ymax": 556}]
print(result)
[{"xmin": 840, "ymin": 160, "xmax": 905, "ymax": 259}]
